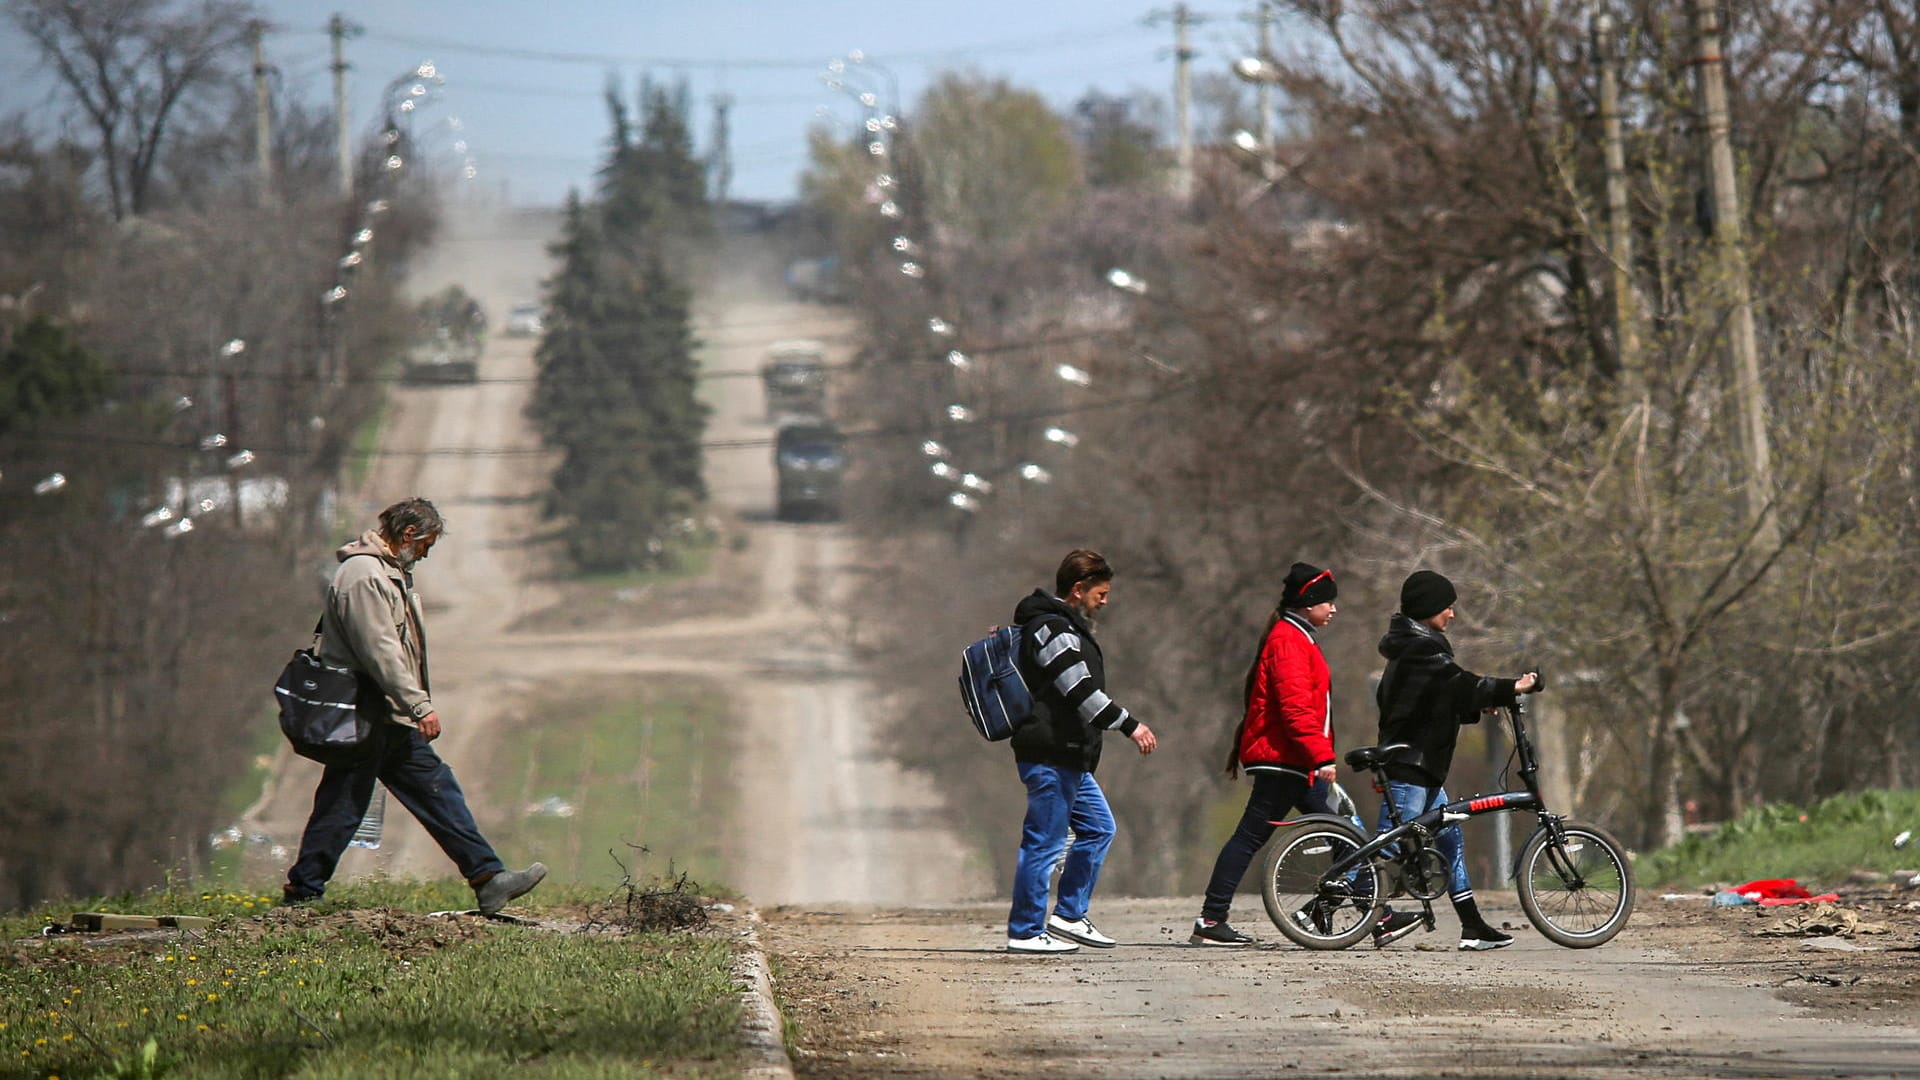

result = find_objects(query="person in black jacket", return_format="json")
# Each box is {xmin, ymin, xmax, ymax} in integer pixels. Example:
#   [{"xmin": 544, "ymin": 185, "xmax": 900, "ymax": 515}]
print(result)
[
  {"xmin": 1376, "ymin": 570, "xmax": 1539, "ymax": 951},
  {"xmin": 1004, "ymin": 549, "xmax": 1157, "ymax": 954}
]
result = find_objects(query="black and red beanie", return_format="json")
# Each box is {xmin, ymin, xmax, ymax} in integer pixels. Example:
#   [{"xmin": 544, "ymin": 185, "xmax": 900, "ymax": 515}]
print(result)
[
  {"xmin": 1400, "ymin": 570, "xmax": 1457, "ymax": 620},
  {"xmin": 1281, "ymin": 562, "xmax": 1337, "ymax": 609}
]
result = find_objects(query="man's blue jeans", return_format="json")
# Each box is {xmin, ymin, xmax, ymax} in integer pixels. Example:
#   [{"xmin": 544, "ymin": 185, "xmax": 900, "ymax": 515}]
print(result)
[
  {"xmin": 1008, "ymin": 762, "xmax": 1115, "ymax": 939},
  {"xmin": 1377, "ymin": 779, "xmax": 1471, "ymax": 898},
  {"xmin": 286, "ymin": 722, "xmax": 504, "ymax": 900}
]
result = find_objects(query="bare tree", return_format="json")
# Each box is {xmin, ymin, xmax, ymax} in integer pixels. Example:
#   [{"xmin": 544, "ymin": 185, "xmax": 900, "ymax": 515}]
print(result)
[{"xmin": 10, "ymin": 0, "xmax": 252, "ymax": 220}]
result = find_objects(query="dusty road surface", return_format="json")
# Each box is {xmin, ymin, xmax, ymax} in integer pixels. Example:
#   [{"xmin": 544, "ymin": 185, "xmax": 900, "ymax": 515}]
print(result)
[
  {"xmin": 242, "ymin": 208, "xmax": 987, "ymax": 908},
  {"xmin": 764, "ymin": 895, "xmax": 1920, "ymax": 1079}
]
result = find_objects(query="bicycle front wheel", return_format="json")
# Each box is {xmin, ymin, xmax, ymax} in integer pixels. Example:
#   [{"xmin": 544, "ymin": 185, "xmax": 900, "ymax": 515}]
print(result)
[
  {"xmin": 1260, "ymin": 815, "xmax": 1382, "ymax": 950},
  {"xmin": 1516, "ymin": 821, "xmax": 1635, "ymax": 948}
]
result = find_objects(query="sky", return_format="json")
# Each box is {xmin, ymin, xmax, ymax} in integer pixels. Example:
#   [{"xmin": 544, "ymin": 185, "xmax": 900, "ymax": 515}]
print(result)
[{"xmin": 0, "ymin": 1, "xmax": 1283, "ymax": 208}]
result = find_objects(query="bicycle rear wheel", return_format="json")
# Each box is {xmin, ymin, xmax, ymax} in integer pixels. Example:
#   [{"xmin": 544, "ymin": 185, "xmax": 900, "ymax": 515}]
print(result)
[
  {"xmin": 1260, "ymin": 815, "xmax": 1382, "ymax": 950},
  {"xmin": 1516, "ymin": 821, "xmax": 1635, "ymax": 948}
]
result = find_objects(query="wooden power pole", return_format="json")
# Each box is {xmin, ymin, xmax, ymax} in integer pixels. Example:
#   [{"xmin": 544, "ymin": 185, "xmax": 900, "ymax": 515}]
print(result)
[
  {"xmin": 330, "ymin": 14, "xmax": 354, "ymax": 197},
  {"xmin": 1692, "ymin": 0, "xmax": 1776, "ymax": 546},
  {"xmin": 1173, "ymin": 3, "xmax": 1194, "ymax": 201},
  {"xmin": 1594, "ymin": 13, "xmax": 1636, "ymax": 371},
  {"xmin": 250, "ymin": 19, "xmax": 274, "ymax": 205},
  {"xmin": 1253, "ymin": 1, "xmax": 1273, "ymax": 153}
]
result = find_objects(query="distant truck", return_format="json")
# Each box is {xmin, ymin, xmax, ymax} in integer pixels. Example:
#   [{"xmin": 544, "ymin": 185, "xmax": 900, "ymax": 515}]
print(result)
[
  {"xmin": 785, "ymin": 256, "xmax": 846, "ymax": 304},
  {"xmin": 774, "ymin": 421, "xmax": 847, "ymax": 522},
  {"xmin": 503, "ymin": 301, "xmax": 544, "ymax": 337},
  {"xmin": 401, "ymin": 330, "xmax": 479, "ymax": 385},
  {"xmin": 761, "ymin": 340, "xmax": 828, "ymax": 418}
]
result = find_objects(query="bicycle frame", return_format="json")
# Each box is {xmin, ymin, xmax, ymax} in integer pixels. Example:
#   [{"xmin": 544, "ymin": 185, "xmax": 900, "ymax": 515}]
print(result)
[{"xmin": 1314, "ymin": 698, "xmax": 1572, "ymax": 891}]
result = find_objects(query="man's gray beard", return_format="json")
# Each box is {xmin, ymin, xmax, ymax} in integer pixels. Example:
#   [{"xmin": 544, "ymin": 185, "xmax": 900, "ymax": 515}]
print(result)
[{"xmin": 1075, "ymin": 605, "xmax": 1098, "ymax": 631}]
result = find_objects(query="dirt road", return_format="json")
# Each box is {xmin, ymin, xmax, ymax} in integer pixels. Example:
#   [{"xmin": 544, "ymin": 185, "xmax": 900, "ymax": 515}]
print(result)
[
  {"xmin": 764, "ymin": 896, "xmax": 1920, "ymax": 1079},
  {"xmin": 242, "ymin": 207, "xmax": 987, "ymax": 908}
]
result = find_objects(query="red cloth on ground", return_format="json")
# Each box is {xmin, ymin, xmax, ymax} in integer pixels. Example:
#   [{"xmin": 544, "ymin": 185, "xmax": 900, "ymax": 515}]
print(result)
[{"xmin": 1730, "ymin": 878, "xmax": 1811, "ymax": 901}]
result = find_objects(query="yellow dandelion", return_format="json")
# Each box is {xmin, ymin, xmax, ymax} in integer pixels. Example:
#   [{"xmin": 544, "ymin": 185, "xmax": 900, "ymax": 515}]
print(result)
[
  {"xmin": 61, "ymin": 1033, "xmax": 73, "ymax": 1041},
  {"xmin": 117, "ymin": 1023, "xmax": 129, "ymax": 1029},
  {"xmin": 197, "ymin": 1024, "xmax": 210, "ymax": 1032},
  {"xmin": 205, "ymin": 993, "xmax": 218, "ymax": 1002},
  {"xmin": 186, "ymin": 979, "xmax": 199, "ymax": 986},
  {"xmin": 312, "ymin": 958, "xmax": 325, "ymax": 965},
  {"xmin": 224, "ymin": 968, "xmax": 234, "ymax": 975},
  {"xmin": 140, "ymin": 1008, "xmax": 150, "ymax": 1016},
  {"xmin": 33, "ymin": 1038, "xmax": 46, "ymax": 1046},
  {"xmin": 221, "ymin": 981, "xmax": 231, "ymax": 988},
  {"xmin": 297, "ymin": 979, "xmax": 306, "ymax": 986},
  {"xmin": 242, "ymin": 901, "xmax": 255, "ymax": 908},
  {"xmin": 188, "ymin": 955, "xmax": 199, "ymax": 961},
  {"xmin": 176, "ymin": 1013, "xmax": 188, "ymax": 1021},
  {"xmin": 163, "ymin": 955, "xmax": 175, "ymax": 963}
]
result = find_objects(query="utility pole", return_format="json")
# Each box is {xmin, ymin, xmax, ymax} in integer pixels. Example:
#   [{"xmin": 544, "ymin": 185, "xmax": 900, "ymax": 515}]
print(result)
[
  {"xmin": 1253, "ymin": 0, "xmax": 1273, "ymax": 152},
  {"xmin": 1691, "ymin": 0, "xmax": 1776, "ymax": 546},
  {"xmin": 330, "ymin": 14, "xmax": 355, "ymax": 197},
  {"xmin": 1148, "ymin": 4, "xmax": 1205, "ymax": 201},
  {"xmin": 709, "ymin": 92, "xmax": 734, "ymax": 213},
  {"xmin": 250, "ymin": 19, "xmax": 274, "ymax": 205},
  {"xmin": 1173, "ymin": 3, "xmax": 1194, "ymax": 201},
  {"xmin": 1594, "ymin": 13, "xmax": 1636, "ymax": 371}
]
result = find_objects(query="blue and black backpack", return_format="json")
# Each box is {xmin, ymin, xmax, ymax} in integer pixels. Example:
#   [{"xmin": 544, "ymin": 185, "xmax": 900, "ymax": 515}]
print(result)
[{"xmin": 959, "ymin": 624, "xmax": 1033, "ymax": 741}]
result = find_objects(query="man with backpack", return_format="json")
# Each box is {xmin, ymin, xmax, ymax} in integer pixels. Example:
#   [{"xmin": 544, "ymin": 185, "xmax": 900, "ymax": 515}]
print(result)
[{"xmin": 1003, "ymin": 549, "xmax": 1156, "ymax": 954}]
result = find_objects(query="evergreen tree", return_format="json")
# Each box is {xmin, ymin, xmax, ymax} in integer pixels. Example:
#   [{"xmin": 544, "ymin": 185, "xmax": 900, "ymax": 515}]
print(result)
[{"xmin": 529, "ymin": 177, "xmax": 708, "ymax": 571}]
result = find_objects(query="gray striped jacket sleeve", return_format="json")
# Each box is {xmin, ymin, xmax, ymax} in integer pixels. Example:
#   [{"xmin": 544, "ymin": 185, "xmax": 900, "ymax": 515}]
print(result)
[{"xmin": 1030, "ymin": 620, "xmax": 1138, "ymax": 734}]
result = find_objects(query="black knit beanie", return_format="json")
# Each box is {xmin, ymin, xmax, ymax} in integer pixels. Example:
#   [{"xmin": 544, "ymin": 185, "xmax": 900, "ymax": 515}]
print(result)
[
  {"xmin": 1400, "ymin": 570, "xmax": 1457, "ymax": 620},
  {"xmin": 1281, "ymin": 562, "xmax": 1337, "ymax": 609}
]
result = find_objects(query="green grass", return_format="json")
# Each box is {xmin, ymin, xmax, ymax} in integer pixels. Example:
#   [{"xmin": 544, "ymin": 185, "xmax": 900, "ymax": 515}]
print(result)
[
  {"xmin": 1, "ymin": 882, "xmax": 740, "ymax": 1079},
  {"xmin": 342, "ymin": 391, "xmax": 393, "ymax": 503},
  {"xmin": 573, "ymin": 534, "xmax": 715, "ymax": 590},
  {"xmin": 1640, "ymin": 788, "xmax": 1920, "ymax": 889},
  {"xmin": 478, "ymin": 679, "xmax": 735, "ymax": 889}
]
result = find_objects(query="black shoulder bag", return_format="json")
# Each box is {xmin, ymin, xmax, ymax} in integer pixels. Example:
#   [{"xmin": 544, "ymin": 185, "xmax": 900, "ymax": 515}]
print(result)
[{"xmin": 273, "ymin": 614, "xmax": 373, "ymax": 764}]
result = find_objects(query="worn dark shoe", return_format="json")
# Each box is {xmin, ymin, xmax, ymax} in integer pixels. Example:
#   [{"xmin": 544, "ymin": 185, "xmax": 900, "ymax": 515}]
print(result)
[
  {"xmin": 1190, "ymin": 918, "xmax": 1256, "ymax": 946},
  {"xmin": 474, "ymin": 863, "xmax": 547, "ymax": 915},
  {"xmin": 1372, "ymin": 910, "xmax": 1422, "ymax": 948},
  {"xmin": 1459, "ymin": 922, "xmax": 1515, "ymax": 951},
  {"xmin": 278, "ymin": 888, "xmax": 320, "ymax": 908}
]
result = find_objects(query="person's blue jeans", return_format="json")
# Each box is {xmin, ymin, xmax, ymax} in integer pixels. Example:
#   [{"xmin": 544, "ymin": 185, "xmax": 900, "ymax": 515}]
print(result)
[
  {"xmin": 286, "ymin": 722, "xmax": 504, "ymax": 900},
  {"xmin": 1377, "ymin": 779, "xmax": 1471, "ymax": 898},
  {"xmin": 1008, "ymin": 762, "xmax": 1115, "ymax": 938}
]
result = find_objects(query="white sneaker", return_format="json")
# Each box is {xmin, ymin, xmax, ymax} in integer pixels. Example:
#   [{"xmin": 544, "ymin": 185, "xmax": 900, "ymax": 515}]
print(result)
[
  {"xmin": 1006, "ymin": 933, "xmax": 1080, "ymax": 954},
  {"xmin": 1048, "ymin": 914, "xmax": 1117, "ymax": 947}
]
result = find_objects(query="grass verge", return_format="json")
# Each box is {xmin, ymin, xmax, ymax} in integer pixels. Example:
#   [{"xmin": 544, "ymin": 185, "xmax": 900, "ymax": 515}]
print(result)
[
  {"xmin": 1641, "ymin": 788, "xmax": 1920, "ymax": 888},
  {"xmin": 479, "ymin": 677, "xmax": 735, "ymax": 889},
  {"xmin": 2, "ymin": 881, "xmax": 739, "ymax": 1079}
]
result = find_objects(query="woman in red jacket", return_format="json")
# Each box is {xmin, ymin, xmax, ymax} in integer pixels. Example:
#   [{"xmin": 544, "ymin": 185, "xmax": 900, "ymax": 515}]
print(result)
[{"xmin": 1190, "ymin": 563, "xmax": 1419, "ymax": 947}]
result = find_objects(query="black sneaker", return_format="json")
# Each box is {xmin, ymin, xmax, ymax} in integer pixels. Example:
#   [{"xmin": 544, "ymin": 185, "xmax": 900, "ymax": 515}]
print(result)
[
  {"xmin": 1190, "ymin": 918, "xmax": 1255, "ymax": 946},
  {"xmin": 1459, "ymin": 923, "xmax": 1515, "ymax": 951},
  {"xmin": 1372, "ymin": 910, "xmax": 1422, "ymax": 948}
]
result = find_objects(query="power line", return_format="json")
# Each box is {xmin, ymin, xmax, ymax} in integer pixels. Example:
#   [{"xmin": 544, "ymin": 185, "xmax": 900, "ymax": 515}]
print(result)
[
  {"xmin": 10, "ymin": 383, "xmax": 1187, "ymax": 460},
  {"xmin": 93, "ymin": 328, "xmax": 1120, "ymax": 387}
]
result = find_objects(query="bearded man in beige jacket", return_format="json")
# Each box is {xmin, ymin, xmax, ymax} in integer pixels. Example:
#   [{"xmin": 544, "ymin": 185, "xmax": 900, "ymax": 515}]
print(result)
[{"xmin": 283, "ymin": 497, "xmax": 544, "ymax": 914}]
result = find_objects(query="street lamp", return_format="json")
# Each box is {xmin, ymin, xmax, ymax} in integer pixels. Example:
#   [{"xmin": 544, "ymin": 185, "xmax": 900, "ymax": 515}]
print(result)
[
  {"xmin": 1232, "ymin": 55, "xmax": 1282, "ymax": 83},
  {"xmin": 1106, "ymin": 268, "xmax": 1149, "ymax": 295}
]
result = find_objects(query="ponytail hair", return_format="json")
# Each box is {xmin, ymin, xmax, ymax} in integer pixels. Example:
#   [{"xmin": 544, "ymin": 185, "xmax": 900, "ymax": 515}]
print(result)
[{"xmin": 1223, "ymin": 606, "xmax": 1286, "ymax": 778}]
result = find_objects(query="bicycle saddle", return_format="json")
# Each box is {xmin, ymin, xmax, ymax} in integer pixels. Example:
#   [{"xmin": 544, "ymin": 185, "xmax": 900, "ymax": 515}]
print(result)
[{"xmin": 1343, "ymin": 743, "xmax": 1418, "ymax": 771}]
